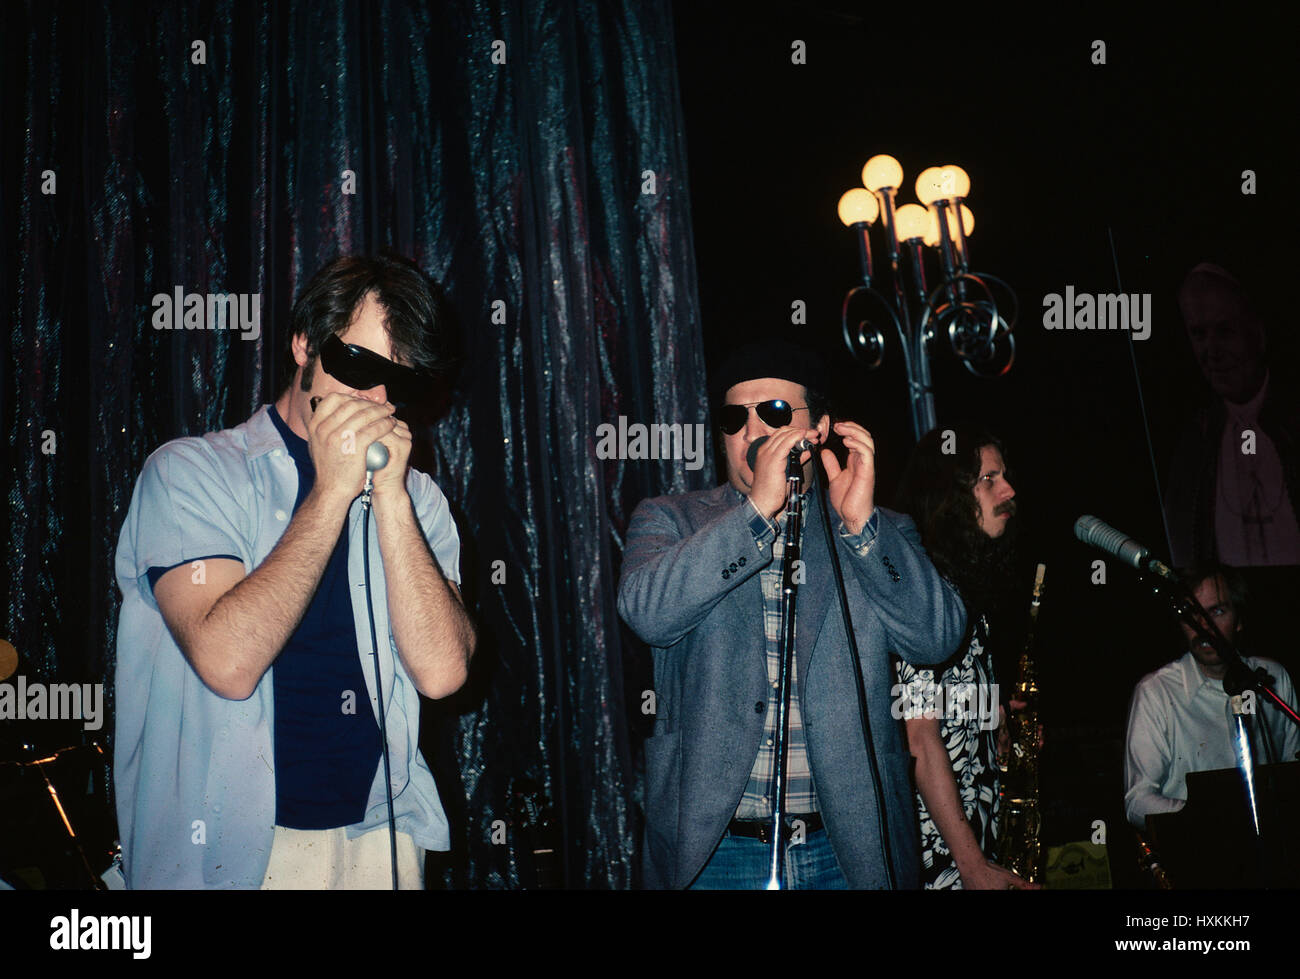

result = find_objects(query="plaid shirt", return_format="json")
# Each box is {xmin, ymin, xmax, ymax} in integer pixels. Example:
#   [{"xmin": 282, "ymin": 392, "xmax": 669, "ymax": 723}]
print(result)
[{"xmin": 734, "ymin": 494, "xmax": 820, "ymax": 819}]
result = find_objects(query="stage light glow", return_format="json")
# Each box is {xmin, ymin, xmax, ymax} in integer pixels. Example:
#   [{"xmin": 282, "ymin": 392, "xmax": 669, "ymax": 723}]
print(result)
[
  {"xmin": 940, "ymin": 164, "xmax": 971, "ymax": 199},
  {"xmin": 861, "ymin": 154, "xmax": 903, "ymax": 191},
  {"xmin": 837, "ymin": 188, "xmax": 880, "ymax": 226},
  {"xmin": 924, "ymin": 204, "xmax": 976, "ymax": 246},
  {"xmin": 894, "ymin": 203, "xmax": 928, "ymax": 241},
  {"xmin": 914, "ymin": 166, "xmax": 946, "ymax": 206}
]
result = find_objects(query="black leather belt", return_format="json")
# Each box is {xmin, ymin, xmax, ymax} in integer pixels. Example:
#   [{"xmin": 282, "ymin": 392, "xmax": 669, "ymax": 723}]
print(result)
[{"xmin": 728, "ymin": 813, "xmax": 823, "ymax": 844}]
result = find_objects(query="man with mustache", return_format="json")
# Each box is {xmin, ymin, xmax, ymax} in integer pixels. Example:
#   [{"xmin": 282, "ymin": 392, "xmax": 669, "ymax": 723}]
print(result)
[
  {"xmin": 892, "ymin": 424, "xmax": 1036, "ymax": 889},
  {"xmin": 618, "ymin": 339, "xmax": 966, "ymax": 889}
]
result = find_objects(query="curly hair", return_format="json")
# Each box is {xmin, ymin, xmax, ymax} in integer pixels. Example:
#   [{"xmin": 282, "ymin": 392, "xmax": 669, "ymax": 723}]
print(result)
[{"xmin": 894, "ymin": 423, "xmax": 1018, "ymax": 616}]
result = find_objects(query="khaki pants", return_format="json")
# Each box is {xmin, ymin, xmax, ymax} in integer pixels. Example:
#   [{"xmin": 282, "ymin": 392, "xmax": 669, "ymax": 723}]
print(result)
[{"xmin": 260, "ymin": 825, "xmax": 424, "ymax": 890}]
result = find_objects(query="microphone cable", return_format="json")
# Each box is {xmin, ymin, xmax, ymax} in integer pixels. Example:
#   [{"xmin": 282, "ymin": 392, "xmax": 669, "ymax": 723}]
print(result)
[
  {"xmin": 313, "ymin": 397, "xmax": 399, "ymax": 888},
  {"xmin": 362, "ymin": 472, "xmax": 400, "ymax": 891}
]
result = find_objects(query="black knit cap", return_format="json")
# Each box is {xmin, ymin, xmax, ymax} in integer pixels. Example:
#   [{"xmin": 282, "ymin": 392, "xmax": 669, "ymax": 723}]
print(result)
[{"xmin": 710, "ymin": 339, "xmax": 829, "ymax": 406}]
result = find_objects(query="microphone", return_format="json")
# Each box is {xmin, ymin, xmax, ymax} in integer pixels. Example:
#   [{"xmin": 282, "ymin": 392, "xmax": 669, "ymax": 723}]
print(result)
[
  {"xmin": 361, "ymin": 441, "xmax": 388, "ymax": 512},
  {"xmin": 746, "ymin": 436, "xmax": 814, "ymax": 472},
  {"xmin": 1073, "ymin": 515, "xmax": 1174, "ymax": 579},
  {"xmin": 366, "ymin": 441, "xmax": 389, "ymax": 472}
]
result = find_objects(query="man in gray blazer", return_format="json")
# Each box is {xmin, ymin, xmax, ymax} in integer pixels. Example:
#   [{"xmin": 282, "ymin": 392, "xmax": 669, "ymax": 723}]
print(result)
[{"xmin": 618, "ymin": 341, "xmax": 967, "ymax": 888}]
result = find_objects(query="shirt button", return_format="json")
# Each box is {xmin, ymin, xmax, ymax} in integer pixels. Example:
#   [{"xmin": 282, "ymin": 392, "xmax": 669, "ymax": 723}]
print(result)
[
  {"xmin": 766, "ymin": 738, "xmax": 773, "ymax": 746},
  {"xmin": 271, "ymin": 449, "xmax": 282, "ymax": 458},
  {"xmin": 275, "ymin": 509, "xmax": 287, "ymax": 521}
]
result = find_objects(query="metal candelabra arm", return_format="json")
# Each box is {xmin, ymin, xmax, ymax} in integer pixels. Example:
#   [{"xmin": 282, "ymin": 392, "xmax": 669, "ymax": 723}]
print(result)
[
  {"xmin": 919, "ymin": 270, "xmax": 1019, "ymax": 378},
  {"xmin": 840, "ymin": 284, "xmax": 897, "ymax": 371}
]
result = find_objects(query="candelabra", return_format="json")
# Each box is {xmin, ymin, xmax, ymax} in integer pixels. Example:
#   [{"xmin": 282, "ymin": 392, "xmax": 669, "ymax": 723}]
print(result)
[{"xmin": 837, "ymin": 155, "xmax": 1017, "ymax": 442}]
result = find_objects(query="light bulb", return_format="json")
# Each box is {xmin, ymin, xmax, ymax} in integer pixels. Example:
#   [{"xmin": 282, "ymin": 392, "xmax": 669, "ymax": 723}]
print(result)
[
  {"xmin": 924, "ymin": 209, "xmax": 942, "ymax": 248},
  {"xmin": 914, "ymin": 166, "xmax": 946, "ymax": 206},
  {"xmin": 951, "ymin": 203, "xmax": 974, "ymax": 237},
  {"xmin": 861, "ymin": 154, "xmax": 903, "ymax": 192},
  {"xmin": 940, "ymin": 164, "xmax": 970, "ymax": 199},
  {"xmin": 923, "ymin": 204, "xmax": 976, "ymax": 246},
  {"xmin": 894, "ymin": 203, "xmax": 928, "ymax": 242},
  {"xmin": 837, "ymin": 188, "xmax": 880, "ymax": 226}
]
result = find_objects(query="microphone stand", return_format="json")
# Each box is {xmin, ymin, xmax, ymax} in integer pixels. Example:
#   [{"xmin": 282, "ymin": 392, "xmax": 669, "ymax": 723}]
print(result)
[
  {"xmin": 765, "ymin": 447, "xmax": 805, "ymax": 890},
  {"xmin": 1143, "ymin": 572, "xmax": 1300, "ymax": 844},
  {"xmin": 2, "ymin": 742, "xmax": 108, "ymax": 888}
]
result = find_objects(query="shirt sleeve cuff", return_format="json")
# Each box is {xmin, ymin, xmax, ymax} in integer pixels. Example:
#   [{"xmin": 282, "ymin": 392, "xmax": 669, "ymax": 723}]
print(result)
[
  {"xmin": 838, "ymin": 509, "xmax": 879, "ymax": 555},
  {"xmin": 745, "ymin": 496, "xmax": 778, "ymax": 551}
]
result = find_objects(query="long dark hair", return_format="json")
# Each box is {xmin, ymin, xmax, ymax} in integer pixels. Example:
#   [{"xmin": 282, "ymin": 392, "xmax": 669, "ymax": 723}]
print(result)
[{"xmin": 894, "ymin": 423, "xmax": 1018, "ymax": 616}]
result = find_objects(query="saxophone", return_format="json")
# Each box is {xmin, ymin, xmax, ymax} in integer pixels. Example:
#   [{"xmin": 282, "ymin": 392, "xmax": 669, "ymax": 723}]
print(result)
[{"xmin": 995, "ymin": 563, "xmax": 1045, "ymax": 883}]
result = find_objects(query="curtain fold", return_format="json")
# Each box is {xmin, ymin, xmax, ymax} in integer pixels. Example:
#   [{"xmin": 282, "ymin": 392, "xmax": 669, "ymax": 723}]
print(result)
[{"xmin": 3, "ymin": 0, "xmax": 711, "ymax": 888}]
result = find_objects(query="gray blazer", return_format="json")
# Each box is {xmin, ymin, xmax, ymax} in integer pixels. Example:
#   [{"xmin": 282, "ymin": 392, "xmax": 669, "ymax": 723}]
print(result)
[{"xmin": 618, "ymin": 483, "xmax": 966, "ymax": 888}]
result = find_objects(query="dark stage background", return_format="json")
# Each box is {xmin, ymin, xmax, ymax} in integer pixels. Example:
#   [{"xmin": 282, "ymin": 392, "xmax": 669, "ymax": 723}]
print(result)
[
  {"xmin": 3, "ymin": 2, "xmax": 1299, "ymax": 892},
  {"xmin": 674, "ymin": 8, "xmax": 1300, "ymax": 882}
]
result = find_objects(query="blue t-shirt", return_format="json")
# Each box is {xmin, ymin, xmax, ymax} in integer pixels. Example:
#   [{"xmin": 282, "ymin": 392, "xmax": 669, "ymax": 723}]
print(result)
[
  {"xmin": 264, "ymin": 404, "xmax": 382, "ymax": 828},
  {"xmin": 143, "ymin": 408, "xmax": 387, "ymax": 829}
]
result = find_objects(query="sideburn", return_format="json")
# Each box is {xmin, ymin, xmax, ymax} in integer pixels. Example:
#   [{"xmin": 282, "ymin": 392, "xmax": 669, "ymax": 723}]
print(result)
[{"xmin": 299, "ymin": 353, "xmax": 317, "ymax": 392}]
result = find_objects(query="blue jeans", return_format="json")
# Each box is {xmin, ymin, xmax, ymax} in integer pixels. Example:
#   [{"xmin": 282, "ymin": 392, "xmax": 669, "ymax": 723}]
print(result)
[{"xmin": 688, "ymin": 827, "xmax": 849, "ymax": 889}]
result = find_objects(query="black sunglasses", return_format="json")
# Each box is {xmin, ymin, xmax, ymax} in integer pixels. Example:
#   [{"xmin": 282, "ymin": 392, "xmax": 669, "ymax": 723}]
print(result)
[
  {"xmin": 319, "ymin": 333, "xmax": 431, "ymax": 405},
  {"xmin": 718, "ymin": 399, "xmax": 809, "ymax": 435}
]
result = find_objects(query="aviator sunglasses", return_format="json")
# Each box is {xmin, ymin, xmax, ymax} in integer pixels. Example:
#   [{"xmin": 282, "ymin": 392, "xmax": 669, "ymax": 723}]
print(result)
[
  {"xmin": 717, "ymin": 399, "xmax": 810, "ymax": 435},
  {"xmin": 319, "ymin": 333, "xmax": 431, "ymax": 405}
]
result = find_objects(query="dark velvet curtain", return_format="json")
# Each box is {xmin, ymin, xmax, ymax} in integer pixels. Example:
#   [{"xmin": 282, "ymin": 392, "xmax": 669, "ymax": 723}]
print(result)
[{"xmin": 2, "ymin": 0, "xmax": 711, "ymax": 888}]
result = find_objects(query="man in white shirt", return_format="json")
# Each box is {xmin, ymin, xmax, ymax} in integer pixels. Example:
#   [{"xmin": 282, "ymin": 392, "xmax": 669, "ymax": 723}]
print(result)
[{"xmin": 1124, "ymin": 564, "xmax": 1300, "ymax": 829}]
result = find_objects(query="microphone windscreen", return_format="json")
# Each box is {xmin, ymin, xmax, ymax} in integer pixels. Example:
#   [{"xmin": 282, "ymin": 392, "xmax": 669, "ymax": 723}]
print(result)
[
  {"xmin": 1073, "ymin": 514, "xmax": 1104, "ymax": 544},
  {"xmin": 366, "ymin": 441, "xmax": 390, "ymax": 472},
  {"xmin": 746, "ymin": 436, "xmax": 769, "ymax": 473},
  {"xmin": 1074, "ymin": 515, "xmax": 1146, "ymax": 569}
]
